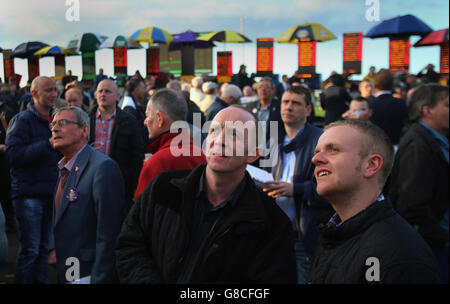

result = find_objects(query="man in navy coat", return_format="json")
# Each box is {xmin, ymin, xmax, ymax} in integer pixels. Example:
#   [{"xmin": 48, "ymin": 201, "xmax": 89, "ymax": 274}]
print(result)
[{"xmin": 48, "ymin": 106, "xmax": 128, "ymax": 283}]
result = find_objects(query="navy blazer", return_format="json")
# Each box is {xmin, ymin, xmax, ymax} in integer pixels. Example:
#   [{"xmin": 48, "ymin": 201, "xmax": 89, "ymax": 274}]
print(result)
[
  {"xmin": 52, "ymin": 145, "xmax": 128, "ymax": 284},
  {"xmin": 370, "ymin": 93, "xmax": 408, "ymax": 145}
]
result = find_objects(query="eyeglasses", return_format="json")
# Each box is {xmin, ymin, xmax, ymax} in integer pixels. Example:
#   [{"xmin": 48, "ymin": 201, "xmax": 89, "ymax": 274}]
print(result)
[{"xmin": 49, "ymin": 119, "xmax": 82, "ymax": 129}]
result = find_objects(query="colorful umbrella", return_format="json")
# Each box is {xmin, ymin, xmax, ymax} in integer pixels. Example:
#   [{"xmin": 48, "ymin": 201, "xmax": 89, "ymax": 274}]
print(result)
[
  {"xmin": 34, "ymin": 45, "xmax": 78, "ymax": 56},
  {"xmin": 169, "ymin": 30, "xmax": 215, "ymax": 51},
  {"xmin": 12, "ymin": 41, "xmax": 49, "ymax": 58},
  {"xmin": 67, "ymin": 33, "xmax": 108, "ymax": 53},
  {"xmin": 196, "ymin": 30, "xmax": 252, "ymax": 43},
  {"xmin": 99, "ymin": 35, "xmax": 143, "ymax": 49},
  {"xmin": 365, "ymin": 14, "xmax": 432, "ymax": 38},
  {"xmin": 129, "ymin": 26, "xmax": 173, "ymax": 44},
  {"xmin": 414, "ymin": 29, "xmax": 449, "ymax": 47},
  {"xmin": 277, "ymin": 23, "xmax": 336, "ymax": 43}
]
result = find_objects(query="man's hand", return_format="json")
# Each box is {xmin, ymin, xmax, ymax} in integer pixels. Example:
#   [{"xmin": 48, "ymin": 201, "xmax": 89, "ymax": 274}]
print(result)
[
  {"xmin": 48, "ymin": 249, "xmax": 56, "ymax": 266},
  {"xmin": 0, "ymin": 144, "xmax": 5, "ymax": 153},
  {"xmin": 262, "ymin": 181, "xmax": 294, "ymax": 198}
]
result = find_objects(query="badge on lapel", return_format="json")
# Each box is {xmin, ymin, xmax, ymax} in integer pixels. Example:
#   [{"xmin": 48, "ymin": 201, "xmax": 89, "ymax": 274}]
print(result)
[
  {"xmin": 66, "ymin": 187, "xmax": 79, "ymax": 202},
  {"xmin": 66, "ymin": 166, "xmax": 80, "ymax": 202}
]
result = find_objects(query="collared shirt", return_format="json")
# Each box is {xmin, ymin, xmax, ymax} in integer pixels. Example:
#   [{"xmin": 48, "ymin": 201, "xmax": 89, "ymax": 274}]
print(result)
[
  {"xmin": 275, "ymin": 126, "xmax": 305, "ymax": 232},
  {"xmin": 327, "ymin": 194, "xmax": 385, "ymax": 228},
  {"xmin": 57, "ymin": 144, "xmax": 87, "ymax": 172},
  {"xmin": 93, "ymin": 108, "xmax": 116, "ymax": 156},
  {"xmin": 177, "ymin": 169, "xmax": 247, "ymax": 283},
  {"xmin": 419, "ymin": 121, "xmax": 449, "ymax": 164},
  {"xmin": 256, "ymin": 100, "xmax": 273, "ymax": 123},
  {"xmin": 375, "ymin": 90, "xmax": 392, "ymax": 98}
]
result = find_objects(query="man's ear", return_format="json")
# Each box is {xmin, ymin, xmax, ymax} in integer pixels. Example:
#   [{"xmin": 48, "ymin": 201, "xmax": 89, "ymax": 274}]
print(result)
[
  {"xmin": 306, "ymin": 104, "xmax": 312, "ymax": 117},
  {"xmin": 156, "ymin": 110, "xmax": 165, "ymax": 128},
  {"xmin": 363, "ymin": 154, "xmax": 383, "ymax": 179}
]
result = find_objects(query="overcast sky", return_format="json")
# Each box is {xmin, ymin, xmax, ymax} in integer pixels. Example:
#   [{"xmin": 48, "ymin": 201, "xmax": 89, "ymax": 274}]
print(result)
[{"xmin": 1, "ymin": 0, "xmax": 449, "ymax": 86}]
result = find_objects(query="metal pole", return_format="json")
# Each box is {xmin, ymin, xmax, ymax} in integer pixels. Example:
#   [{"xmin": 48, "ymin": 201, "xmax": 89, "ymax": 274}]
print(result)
[{"xmin": 241, "ymin": 16, "xmax": 245, "ymax": 65}]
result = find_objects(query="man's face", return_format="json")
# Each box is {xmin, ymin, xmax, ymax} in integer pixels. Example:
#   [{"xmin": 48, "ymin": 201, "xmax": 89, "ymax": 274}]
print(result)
[
  {"xmin": 32, "ymin": 77, "xmax": 57, "ymax": 110},
  {"xmin": 348, "ymin": 100, "xmax": 372, "ymax": 122},
  {"xmin": 281, "ymin": 91, "xmax": 311, "ymax": 127},
  {"xmin": 205, "ymin": 108, "xmax": 258, "ymax": 174},
  {"xmin": 312, "ymin": 126, "xmax": 366, "ymax": 199},
  {"xmin": 96, "ymin": 81, "xmax": 119, "ymax": 110},
  {"xmin": 66, "ymin": 90, "xmax": 83, "ymax": 108},
  {"xmin": 427, "ymin": 94, "xmax": 449, "ymax": 135},
  {"xmin": 51, "ymin": 110, "xmax": 88, "ymax": 155},
  {"xmin": 257, "ymin": 80, "xmax": 273, "ymax": 102},
  {"xmin": 359, "ymin": 81, "xmax": 373, "ymax": 98},
  {"xmin": 144, "ymin": 99, "xmax": 160, "ymax": 140}
]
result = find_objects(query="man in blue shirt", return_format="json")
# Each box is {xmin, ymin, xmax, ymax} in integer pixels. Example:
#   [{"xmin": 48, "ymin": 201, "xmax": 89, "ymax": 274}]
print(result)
[{"xmin": 388, "ymin": 83, "xmax": 449, "ymax": 282}]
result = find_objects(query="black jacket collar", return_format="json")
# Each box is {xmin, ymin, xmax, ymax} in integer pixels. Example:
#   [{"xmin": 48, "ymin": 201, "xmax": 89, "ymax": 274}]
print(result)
[{"xmin": 317, "ymin": 199, "xmax": 395, "ymax": 246}]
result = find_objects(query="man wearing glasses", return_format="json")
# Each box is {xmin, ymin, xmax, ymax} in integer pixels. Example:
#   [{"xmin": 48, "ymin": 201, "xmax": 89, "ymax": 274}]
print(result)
[
  {"xmin": 48, "ymin": 106, "xmax": 127, "ymax": 283},
  {"xmin": 5, "ymin": 76, "xmax": 60, "ymax": 283},
  {"xmin": 244, "ymin": 77, "xmax": 283, "ymax": 168}
]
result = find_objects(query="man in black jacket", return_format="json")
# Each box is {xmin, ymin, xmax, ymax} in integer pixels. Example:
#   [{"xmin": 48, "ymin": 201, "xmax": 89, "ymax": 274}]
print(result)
[
  {"xmin": 116, "ymin": 106, "xmax": 297, "ymax": 283},
  {"xmin": 89, "ymin": 79, "xmax": 144, "ymax": 202},
  {"xmin": 388, "ymin": 84, "xmax": 449, "ymax": 282},
  {"xmin": 309, "ymin": 120, "xmax": 441, "ymax": 283},
  {"xmin": 320, "ymin": 74, "xmax": 351, "ymax": 125},
  {"xmin": 370, "ymin": 69, "xmax": 408, "ymax": 145}
]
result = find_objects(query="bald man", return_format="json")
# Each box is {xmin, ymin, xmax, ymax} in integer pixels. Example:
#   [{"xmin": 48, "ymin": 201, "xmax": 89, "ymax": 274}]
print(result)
[
  {"xmin": 6, "ymin": 76, "xmax": 61, "ymax": 283},
  {"xmin": 89, "ymin": 79, "xmax": 144, "ymax": 202},
  {"xmin": 116, "ymin": 106, "xmax": 297, "ymax": 283}
]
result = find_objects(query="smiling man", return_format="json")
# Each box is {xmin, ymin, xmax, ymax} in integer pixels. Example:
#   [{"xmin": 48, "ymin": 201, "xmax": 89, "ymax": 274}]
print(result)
[
  {"xmin": 308, "ymin": 120, "xmax": 441, "ymax": 284},
  {"xmin": 49, "ymin": 106, "xmax": 127, "ymax": 284},
  {"xmin": 116, "ymin": 106, "xmax": 297, "ymax": 283}
]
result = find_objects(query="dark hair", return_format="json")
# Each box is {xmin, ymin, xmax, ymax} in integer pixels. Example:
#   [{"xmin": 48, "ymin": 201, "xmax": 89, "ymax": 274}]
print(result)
[
  {"xmin": 328, "ymin": 74, "xmax": 345, "ymax": 87},
  {"xmin": 126, "ymin": 78, "xmax": 144, "ymax": 94},
  {"xmin": 407, "ymin": 83, "xmax": 449, "ymax": 123},
  {"xmin": 374, "ymin": 69, "xmax": 394, "ymax": 91},
  {"xmin": 285, "ymin": 85, "xmax": 312, "ymax": 106}
]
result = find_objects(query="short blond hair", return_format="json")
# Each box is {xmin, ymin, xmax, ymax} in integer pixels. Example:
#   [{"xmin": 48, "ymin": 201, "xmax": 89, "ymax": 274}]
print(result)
[{"xmin": 325, "ymin": 120, "xmax": 394, "ymax": 187}]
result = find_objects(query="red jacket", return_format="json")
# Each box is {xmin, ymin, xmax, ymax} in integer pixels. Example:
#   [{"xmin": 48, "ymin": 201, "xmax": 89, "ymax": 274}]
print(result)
[{"xmin": 134, "ymin": 130, "xmax": 206, "ymax": 200}]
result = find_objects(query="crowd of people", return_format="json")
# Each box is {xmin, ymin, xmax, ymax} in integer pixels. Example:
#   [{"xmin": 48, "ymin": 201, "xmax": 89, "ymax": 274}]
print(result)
[{"xmin": 0, "ymin": 62, "xmax": 448, "ymax": 284}]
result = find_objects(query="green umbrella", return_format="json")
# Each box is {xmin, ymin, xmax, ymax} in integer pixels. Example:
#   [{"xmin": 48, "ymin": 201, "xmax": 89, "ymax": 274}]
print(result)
[{"xmin": 67, "ymin": 33, "xmax": 108, "ymax": 53}]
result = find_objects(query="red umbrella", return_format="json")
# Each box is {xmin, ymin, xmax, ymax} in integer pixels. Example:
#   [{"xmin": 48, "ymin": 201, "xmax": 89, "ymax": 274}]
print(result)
[{"xmin": 414, "ymin": 29, "xmax": 448, "ymax": 47}]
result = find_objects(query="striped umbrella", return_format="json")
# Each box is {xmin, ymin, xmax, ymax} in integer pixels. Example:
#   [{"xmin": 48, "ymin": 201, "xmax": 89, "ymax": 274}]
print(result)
[
  {"xmin": 196, "ymin": 30, "xmax": 252, "ymax": 43},
  {"xmin": 277, "ymin": 23, "xmax": 336, "ymax": 43},
  {"xmin": 99, "ymin": 35, "xmax": 143, "ymax": 49},
  {"xmin": 34, "ymin": 45, "xmax": 78, "ymax": 56},
  {"xmin": 129, "ymin": 26, "xmax": 173, "ymax": 44}
]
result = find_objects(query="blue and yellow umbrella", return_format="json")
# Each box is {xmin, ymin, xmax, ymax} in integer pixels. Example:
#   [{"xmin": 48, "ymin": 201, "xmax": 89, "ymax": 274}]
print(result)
[
  {"xmin": 197, "ymin": 30, "xmax": 252, "ymax": 43},
  {"xmin": 277, "ymin": 23, "xmax": 336, "ymax": 43},
  {"xmin": 34, "ymin": 45, "xmax": 78, "ymax": 56},
  {"xmin": 129, "ymin": 26, "xmax": 173, "ymax": 44}
]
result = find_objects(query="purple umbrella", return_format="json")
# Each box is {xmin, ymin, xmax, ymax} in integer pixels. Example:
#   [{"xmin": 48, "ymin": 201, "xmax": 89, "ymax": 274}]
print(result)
[{"xmin": 169, "ymin": 30, "xmax": 215, "ymax": 51}]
